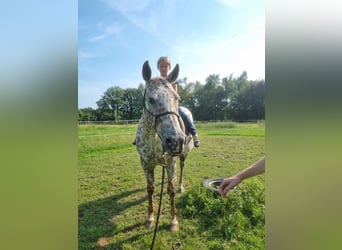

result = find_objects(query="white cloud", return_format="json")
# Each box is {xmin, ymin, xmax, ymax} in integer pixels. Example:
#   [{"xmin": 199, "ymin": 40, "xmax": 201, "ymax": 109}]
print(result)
[
  {"xmin": 101, "ymin": 0, "xmax": 175, "ymax": 49},
  {"xmin": 102, "ymin": 0, "xmax": 150, "ymax": 12},
  {"xmin": 174, "ymin": 28, "xmax": 264, "ymax": 83},
  {"xmin": 78, "ymin": 50, "xmax": 98, "ymax": 59},
  {"xmin": 88, "ymin": 23, "xmax": 121, "ymax": 43},
  {"xmin": 88, "ymin": 34, "xmax": 106, "ymax": 43}
]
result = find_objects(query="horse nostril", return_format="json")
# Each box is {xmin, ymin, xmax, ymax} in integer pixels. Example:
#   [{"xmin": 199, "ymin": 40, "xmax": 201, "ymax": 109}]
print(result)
[
  {"xmin": 166, "ymin": 137, "xmax": 178, "ymax": 150},
  {"xmin": 166, "ymin": 138, "xmax": 173, "ymax": 146}
]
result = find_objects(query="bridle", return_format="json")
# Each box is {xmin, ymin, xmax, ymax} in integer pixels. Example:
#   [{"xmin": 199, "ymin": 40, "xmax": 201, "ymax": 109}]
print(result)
[
  {"xmin": 143, "ymin": 88, "xmax": 181, "ymax": 130},
  {"xmin": 143, "ymin": 88, "xmax": 185, "ymax": 154}
]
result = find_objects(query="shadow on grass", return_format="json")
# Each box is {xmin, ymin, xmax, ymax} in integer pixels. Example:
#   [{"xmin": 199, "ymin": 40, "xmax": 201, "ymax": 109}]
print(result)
[
  {"xmin": 78, "ymin": 187, "xmax": 149, "ymax": 249},
  {"xmin": 104, "ymin": 221, "xmax": 173, "ymax": 249}
]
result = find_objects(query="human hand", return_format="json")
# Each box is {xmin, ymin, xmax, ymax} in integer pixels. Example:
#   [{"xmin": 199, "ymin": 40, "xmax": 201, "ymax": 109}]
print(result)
[{"xmin": 219, "ymin": 176, "xmax": 242, "ymax": 198}]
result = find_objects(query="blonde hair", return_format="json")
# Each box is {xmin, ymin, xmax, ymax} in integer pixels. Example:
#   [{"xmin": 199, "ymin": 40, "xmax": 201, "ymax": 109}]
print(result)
[{"xmin": 157, "ymin": 56, "xmax": 171, "ymax": 68}]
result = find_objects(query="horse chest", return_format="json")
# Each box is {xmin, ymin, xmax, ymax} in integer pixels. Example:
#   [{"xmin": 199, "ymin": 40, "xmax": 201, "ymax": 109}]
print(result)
[{"xmin": 137, "ymin": 131, "xmax": 165, "ymax": 164}]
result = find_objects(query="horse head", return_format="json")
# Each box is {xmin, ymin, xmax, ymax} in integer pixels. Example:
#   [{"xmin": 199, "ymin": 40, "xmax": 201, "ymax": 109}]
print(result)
[{"xmin": 142, "ymin": 60, "xmax": 185, "ymax": 156}]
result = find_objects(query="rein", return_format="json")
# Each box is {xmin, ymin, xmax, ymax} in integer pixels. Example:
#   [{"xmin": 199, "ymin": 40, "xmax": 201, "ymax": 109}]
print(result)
[
  {"xmin": 150, "ymin": 164, "xmax": 166, "ymax": 250},
  {"xmin": 143, "ymin": 88, "xmax": 180, "ymax": 249}
]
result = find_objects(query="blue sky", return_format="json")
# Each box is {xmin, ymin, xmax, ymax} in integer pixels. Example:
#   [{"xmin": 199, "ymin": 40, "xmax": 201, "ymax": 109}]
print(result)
[{"xmin": 78, "ymin": 0, "xmax": 264, "ymax": 108}]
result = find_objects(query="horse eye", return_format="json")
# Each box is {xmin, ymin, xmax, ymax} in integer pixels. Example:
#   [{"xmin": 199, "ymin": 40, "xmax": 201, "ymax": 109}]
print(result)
[{"xmin": 149, "ymin": 98, "xmax": 155, "ymax": 104}]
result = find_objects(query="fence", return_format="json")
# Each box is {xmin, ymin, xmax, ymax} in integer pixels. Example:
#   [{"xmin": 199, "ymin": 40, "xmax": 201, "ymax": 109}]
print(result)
[
  {"xmin": 78, "ymin": 119, "xmax": 265, "ymax": 125},
  {"xmin": 78, "ymin": 120, "xmax": 140, "ymax": 125}
]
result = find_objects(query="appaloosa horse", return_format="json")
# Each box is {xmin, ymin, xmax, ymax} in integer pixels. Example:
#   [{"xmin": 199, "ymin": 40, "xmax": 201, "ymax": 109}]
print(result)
[{"xmin": 135, "ymin": 60, "xmax": 194, "ymax": 231}]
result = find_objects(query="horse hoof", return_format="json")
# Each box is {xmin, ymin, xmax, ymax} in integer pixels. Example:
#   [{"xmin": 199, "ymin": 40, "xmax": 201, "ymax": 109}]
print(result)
[
  {"xmin": 145, "ymin": 220, "xmax": 154, "ymax": 229},
  {"xmin": 170, "ymin": 223, "xmax": 179, "ymax": 231}
]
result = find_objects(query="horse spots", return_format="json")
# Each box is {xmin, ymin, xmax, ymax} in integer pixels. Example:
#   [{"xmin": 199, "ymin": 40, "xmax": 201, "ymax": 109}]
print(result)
[{"xmin": 136, "ymin": 61, "xmax": 193, "ymax": 231}]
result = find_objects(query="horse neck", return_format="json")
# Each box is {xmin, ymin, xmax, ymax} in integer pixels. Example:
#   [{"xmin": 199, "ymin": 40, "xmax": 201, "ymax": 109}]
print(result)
[{"xmin": 141, "ymin": 112, "xmax": 157, "ymax": 135}]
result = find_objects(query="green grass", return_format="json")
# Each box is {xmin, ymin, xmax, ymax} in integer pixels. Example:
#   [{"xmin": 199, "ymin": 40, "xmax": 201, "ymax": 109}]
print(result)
[{"xmin": 78, "ymin": 122, "xmax": 265, "ymax": 249}]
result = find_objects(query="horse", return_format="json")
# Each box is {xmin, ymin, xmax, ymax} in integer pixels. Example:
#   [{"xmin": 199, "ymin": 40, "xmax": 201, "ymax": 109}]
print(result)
[{"xmin": 135, "ymin": 60, "xmax": 194, "ymax": 231}]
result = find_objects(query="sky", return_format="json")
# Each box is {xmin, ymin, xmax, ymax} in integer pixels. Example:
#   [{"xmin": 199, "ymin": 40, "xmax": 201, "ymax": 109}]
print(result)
[{"xmin": 78, "ymin": 0, "xmax": 264, "ymax": 108}]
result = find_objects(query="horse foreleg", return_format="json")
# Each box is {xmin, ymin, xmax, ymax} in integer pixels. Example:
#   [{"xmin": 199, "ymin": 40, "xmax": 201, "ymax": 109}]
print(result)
[
  {"xmin": 166, "ymin": 159, "xmax": 179, "ymax": 231},
  {"xmin": 178, "ymin": 155, "xmax": 186, "ymax": 193},
  {"xmin": 144, "ymin": 166, "xmax": 155, "ymax": 229}
]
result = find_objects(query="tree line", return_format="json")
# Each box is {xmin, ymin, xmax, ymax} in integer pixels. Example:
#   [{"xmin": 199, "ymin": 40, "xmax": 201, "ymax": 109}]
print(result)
[{"xmin": 78, "ymin": 71, "xmax": 265, "ymax": 122}]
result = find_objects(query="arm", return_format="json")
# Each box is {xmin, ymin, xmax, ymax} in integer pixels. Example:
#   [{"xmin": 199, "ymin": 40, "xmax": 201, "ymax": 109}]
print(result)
[{"xmin": 219, "ymin": 156, "xmax": 265, "ymax": 198}]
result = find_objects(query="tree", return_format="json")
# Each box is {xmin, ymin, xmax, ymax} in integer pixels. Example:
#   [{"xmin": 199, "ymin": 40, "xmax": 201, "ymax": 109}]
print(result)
[
  {"xmin": 222, "ymin": 74, "xmax": 238, "ymax": 100},
  {"xmin": 177, "ymin": 78, "xmax": 196, "ymax": 108},
  {"xmin": 78, "ymin": 109, "xmax": 83, "ymax": 121},
  {"xmin": 191, "ymin": 75, "xmax": 226, "ymax": 120},
  {"xmin": 81, "ymin": 71, "xmax": 265, "ymax": 122},
  {"xmin": 96, "ymin": 86, "xmax": 125, "ymax": 121},
  {"xmin": 121, "ymin": 87, "xmax": 144, "ymax": 119},
  {"xmin": 229, "ymin": 80, "xmax": 265, "ymax": 121},
  {"xmin": 236, "ymin": 71, "xmax": 249, "ymax": 91},
  {"xmin": 78, "ymin": 107, "xmax": 96, "ymax": 121}
]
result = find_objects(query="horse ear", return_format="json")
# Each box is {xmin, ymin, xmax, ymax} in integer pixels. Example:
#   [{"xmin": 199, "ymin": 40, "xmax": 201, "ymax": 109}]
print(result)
[
  {"xmin": 166, "ymin": 64, "xmax": 179, "ymax": 83},
  {"xmin": 142, "ymin": 60, "xmax": 152, "ymax": 81}
]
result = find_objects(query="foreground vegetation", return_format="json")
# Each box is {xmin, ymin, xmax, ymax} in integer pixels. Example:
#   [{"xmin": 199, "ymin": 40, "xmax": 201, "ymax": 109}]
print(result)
[{"xmin": 78, "ymin": 121, "xmax": 265, "ymax": 249}]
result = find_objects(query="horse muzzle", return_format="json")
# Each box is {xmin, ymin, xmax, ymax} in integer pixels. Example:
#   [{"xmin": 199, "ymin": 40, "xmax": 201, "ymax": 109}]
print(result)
[{"xmin": 164, "ymin": 136, "xmax": 185, "ymax": 156}]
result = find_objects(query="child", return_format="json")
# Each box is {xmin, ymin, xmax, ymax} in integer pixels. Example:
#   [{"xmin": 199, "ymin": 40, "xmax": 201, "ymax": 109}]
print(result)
[{"xmin": 156, "ymin": 56, "xmax": 200, "ymax": 147}]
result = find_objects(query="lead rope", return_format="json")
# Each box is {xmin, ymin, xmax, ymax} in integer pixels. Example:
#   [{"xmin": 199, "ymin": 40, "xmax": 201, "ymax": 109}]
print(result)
[{"xmin": 150, "ymin": 163, "xmax": 166, "ymax": 250}]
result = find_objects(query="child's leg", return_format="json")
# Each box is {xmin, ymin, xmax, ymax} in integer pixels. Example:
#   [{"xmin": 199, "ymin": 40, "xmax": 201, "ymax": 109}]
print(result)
[
  {"xmin": 178, "ymin": 108, "xmax": 196, "ymax": 135},
  {"xmin": 178, "ymin": 107, "xmax": 200, "ymax": 147}
]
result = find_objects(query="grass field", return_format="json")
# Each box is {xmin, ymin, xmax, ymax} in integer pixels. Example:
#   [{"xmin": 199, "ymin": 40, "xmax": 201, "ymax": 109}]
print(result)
[{"xmin": 78, "ymin": 121, "xmax": 265, "ymax": 249}]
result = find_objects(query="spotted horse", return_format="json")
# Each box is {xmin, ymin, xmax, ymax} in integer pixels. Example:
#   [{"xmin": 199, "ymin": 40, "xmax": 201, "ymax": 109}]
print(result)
[{"xmin": 135, "ymin": 60, "xmax": 194, "ymax": 231}]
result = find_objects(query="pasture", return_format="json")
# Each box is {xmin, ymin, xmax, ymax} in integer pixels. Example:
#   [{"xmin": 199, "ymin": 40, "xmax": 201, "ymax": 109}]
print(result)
[{"xmin": 78, "ymin": 122, "xmax": 265, "ymax": 249}]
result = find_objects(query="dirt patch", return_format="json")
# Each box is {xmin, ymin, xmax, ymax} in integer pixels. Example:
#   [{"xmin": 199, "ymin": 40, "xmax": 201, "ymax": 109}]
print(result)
[{"xmin": 96, "ymin": 237, "xmax": 110, "ymax": 248}]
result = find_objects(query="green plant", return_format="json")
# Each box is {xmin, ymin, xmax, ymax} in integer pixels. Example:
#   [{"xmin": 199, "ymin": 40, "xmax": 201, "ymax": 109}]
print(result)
[{"xmin": 78, "ymin": 122, "xmax": 265, "ymax": 249}]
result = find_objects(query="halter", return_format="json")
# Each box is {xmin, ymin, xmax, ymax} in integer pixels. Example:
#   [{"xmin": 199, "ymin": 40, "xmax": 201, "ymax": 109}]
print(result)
[
  {"xmin": 143, "ymin": 88, "xmax": 184, "ymax": 154},
  {"xmin": 143, "ymin": 88, "xmax": 181, "ymax": 130}
]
